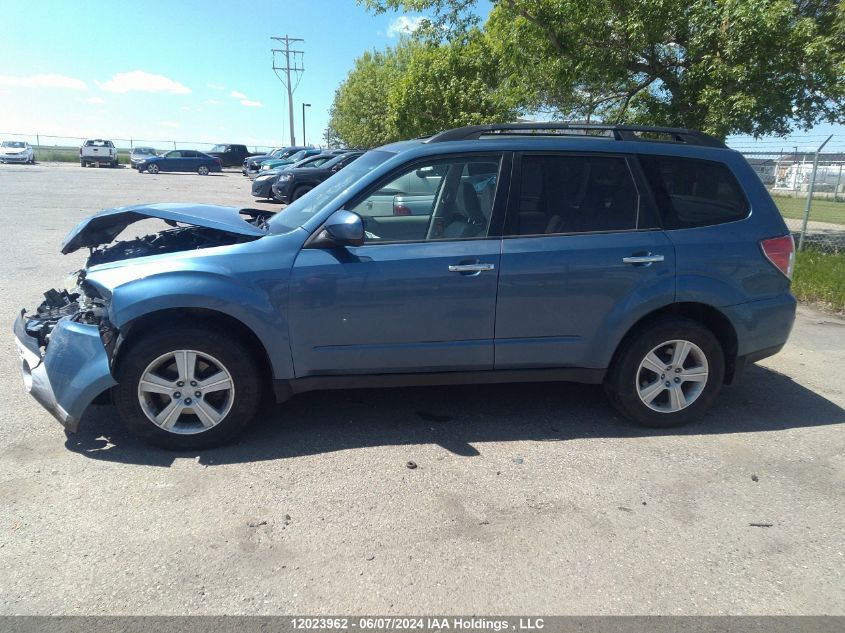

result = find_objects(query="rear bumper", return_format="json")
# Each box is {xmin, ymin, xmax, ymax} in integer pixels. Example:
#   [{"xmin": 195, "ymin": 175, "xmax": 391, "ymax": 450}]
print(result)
[
  {"xmin": 13, "ymin": 312, "xmax": 116, "ymax": 433},
  {"xmin": 82, "ymin": 156, "xmax": 115, "ymax": 163},
  {"xmin": 723, "ymin": 293, "xmax": 796, "ymax": 380}
]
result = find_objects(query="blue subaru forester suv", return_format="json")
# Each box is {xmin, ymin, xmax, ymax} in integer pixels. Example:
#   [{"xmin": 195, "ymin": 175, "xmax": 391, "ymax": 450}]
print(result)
[{"xmin": 14, "ymin": 123, "xmax": 796, "ymax": 449}]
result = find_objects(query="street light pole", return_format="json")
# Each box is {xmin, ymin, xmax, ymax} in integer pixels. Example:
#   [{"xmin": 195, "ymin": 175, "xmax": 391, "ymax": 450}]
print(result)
[{"xmin": 302, "ymin": 103, "xmax": 311, "ymax": 146}]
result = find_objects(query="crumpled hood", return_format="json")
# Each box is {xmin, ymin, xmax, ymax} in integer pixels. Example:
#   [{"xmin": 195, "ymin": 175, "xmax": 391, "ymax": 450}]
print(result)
[{"xmin": 61, "ymin": 203, "xmax": 268, "ymax": 254}]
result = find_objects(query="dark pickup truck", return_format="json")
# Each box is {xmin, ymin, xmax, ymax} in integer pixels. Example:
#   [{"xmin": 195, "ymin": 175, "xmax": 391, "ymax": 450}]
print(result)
[{"xmin": 205, "ymin": 144, "xmax": 259, "ymax": 167}]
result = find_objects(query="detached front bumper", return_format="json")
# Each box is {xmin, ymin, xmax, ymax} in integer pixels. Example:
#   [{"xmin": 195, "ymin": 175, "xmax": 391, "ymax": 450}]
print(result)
[{"xmin": 13, "ymin": 311, "xmax": 117, "ymax": 433}]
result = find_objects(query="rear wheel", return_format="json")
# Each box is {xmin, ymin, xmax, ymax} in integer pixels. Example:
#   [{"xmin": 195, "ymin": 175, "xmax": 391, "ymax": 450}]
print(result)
[
  {"xmin": 114, "ymin": 326, "xmax": 262, "ymax": 450},
  {"xmin": 198, "ymin": 165, "xmax": 210, "ymax": 176},
  {"xmin": 604, "ymin": 317, "xmax": 724, "ymax": 428},
  {"xmin": 291, "ymin": 185, "xmax": 313, "ymax": 201},
  {"xmin": 147, "ymin": 163, "xmax": 160, "ymax": 174}
]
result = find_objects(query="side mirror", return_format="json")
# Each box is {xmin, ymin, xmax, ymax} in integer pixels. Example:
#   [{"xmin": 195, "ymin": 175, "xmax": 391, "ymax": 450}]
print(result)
[{"xmin": 309, "ymin": 210, "xmax": 365, "ymax": 248}]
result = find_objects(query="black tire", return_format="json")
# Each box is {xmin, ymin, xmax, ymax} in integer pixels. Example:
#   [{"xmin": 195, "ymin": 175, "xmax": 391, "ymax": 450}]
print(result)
[
  {"xmin": 80, "ymin": 160, "xmax": 86, "ymax": 167},
  {"xmin": 197, "ymin": 165, "xmax": 210, "ymax": 176},
  {"xmin": 291, "ymin": 185, "xmax": 313, "ymax": 201},
  {"xmin": 604, "ymin": 317, "xmax": 725, "ymax": 428},
  {"xmin": 111, "ymin": 160, "xmax": 118, "ymax": 168},
  {"xmin": 114, "ymin": 326, "xmax": 262, "ymax": 450}
]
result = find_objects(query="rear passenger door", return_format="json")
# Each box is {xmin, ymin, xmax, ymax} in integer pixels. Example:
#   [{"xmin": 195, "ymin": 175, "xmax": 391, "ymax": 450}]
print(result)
[
  {"xmin": 181, "ymin": 150, "xmax": 200, "ymax": 171},
  {"xmin": 494, "ymin": 152, "xmax": 676, "ymax": 371},
  {"xmin": 160, "ymin": 150, "xmax": 181, "ymax": 171}
]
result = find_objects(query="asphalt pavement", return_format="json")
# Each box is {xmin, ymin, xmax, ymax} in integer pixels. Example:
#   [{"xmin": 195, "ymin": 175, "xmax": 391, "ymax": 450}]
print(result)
[{"xmin": 0, "ymin": 162, "xmax": 843, "ymax": 615}]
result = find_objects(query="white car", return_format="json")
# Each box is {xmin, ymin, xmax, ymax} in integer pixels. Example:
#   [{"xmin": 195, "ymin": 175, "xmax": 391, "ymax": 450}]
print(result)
[{"xmin": 0, "ymin": 141, "xmax": 34, "ymax": 164}]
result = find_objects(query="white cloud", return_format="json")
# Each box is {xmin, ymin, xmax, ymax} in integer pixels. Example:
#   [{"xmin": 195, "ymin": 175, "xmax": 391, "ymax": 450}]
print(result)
[
  {"xmin": 158, "ymin": 121, "xmax": 179, "ymax": 129},
  {"xmin": 230, "ymin": 90, "xmax": 247, "ymax": 99},
  {"xmin": 0, "ymin": 73, "xmax": 87, "ymax": 90},
  {"xmin": 207, "ymin": 82, "xmax": 225, "ymax": 90},
  {"xmin": 386, "ymin": 15, "xmax": 425, "ymax": 37},
  {"xmin": 204, "ymin": 99, "xmax": 223, "ymax": 105},
  {"xmin": 240, "ymin": 99, "xmax": 263, "ymax": 107},
  {"xmin": 85, "ymin": 96, "xmax": 105, "ymax": 104},
  {"xmin": 101, "ymin": 71, "xmax": 191, "ymax": 94}
]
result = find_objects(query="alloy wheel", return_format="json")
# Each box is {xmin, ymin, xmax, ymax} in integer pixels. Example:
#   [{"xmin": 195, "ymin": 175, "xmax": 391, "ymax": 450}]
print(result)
[
  {"xmin": 137, "ymin": 349, "xmax": 235, "ymax": 434},
  {"xmin": 635, "ymin": 339, "xmax": 709, "ymax": 413}
]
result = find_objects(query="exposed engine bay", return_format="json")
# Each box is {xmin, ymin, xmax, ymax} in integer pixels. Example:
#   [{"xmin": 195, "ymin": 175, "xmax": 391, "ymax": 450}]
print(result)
[
  {"xmin": 86, "ymin": 224, "xmax": 255, "ymax": 266},
  {"xmin": 24, "ymin": 279, "xmax": 109, "ymax": 350},
  {"xmin": 23, "ymin": 207, "xmax": 274, "ymax": 351}
]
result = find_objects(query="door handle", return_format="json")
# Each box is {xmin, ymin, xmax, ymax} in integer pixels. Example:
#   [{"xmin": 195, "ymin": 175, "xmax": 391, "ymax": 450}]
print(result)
[
  {"xmin": 622, "ymin": 253, "xmax": 665, "ymax": 266},
  {"xmin": 448, "ymin": 263, "xmax": 496, "ymax": 273}
]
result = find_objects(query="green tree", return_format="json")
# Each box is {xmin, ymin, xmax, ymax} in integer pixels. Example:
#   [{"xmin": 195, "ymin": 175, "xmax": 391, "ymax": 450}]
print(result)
[
  {"xmin": 364, "ymin": 0, "xmax": 845, "ymax": 138},
  {"xmin": 389, "ymin": 33, "xmax": 516, "ymax": 138},
  {"xmin": 327, "ymin": 42, "xmax": 415, "ymax": 148},
  {"xmin": 328, "ymin": 34, "xmax": 516, "ymax": 146}
]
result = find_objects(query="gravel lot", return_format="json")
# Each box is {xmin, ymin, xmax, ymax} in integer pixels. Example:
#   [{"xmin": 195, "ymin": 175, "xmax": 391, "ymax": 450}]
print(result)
[{"xmin": 0, "ymin": 162, "xmax": 843, "ymax": 615}]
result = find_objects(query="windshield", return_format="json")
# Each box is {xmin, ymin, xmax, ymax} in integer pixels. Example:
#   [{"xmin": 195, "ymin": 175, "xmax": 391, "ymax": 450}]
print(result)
[
  {"xmin": 268, "ymin": 150, "xmax": 393, "ymax": 233},
  {"xmin": 2, "ymin": 141, "xmax": 25, "ymax": 148},
  {"xmin": 133, "ymin": 147, "xmax": 155, "ymax": 155},
  {"xmin": 209, "ymin": 144, "xmax": 227, "ymax": 152}
]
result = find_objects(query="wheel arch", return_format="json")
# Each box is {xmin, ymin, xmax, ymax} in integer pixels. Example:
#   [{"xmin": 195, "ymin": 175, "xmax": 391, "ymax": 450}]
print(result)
[
  {"xmin": 610, "ymin": 302, "xmax": 740, "ymax": 384},
  {"xmin": 113, "ymin": 307, "xmax": 275, "ymax": 394}
]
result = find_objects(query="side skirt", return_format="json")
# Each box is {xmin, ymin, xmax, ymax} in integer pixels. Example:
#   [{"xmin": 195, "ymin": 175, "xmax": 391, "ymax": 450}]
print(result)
[{"xmin": 273, "ymin": 367, "xmax": 606, "ymax": 402}]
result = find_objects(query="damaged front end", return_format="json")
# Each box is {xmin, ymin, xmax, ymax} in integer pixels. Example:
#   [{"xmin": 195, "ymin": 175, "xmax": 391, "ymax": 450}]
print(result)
[
  {"xmin": 14, "ymin": 203, "xmax": 273, "ymax": 433},
  {"xmin": 14, "ymin": 273, "xmax": 119, "ymax": 433}
]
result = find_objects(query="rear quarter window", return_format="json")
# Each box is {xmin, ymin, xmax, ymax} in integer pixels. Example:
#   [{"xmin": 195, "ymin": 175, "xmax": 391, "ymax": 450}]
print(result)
[{"xmin": 639, "ymin": 156, "xmax": 749, "ymax": 229}]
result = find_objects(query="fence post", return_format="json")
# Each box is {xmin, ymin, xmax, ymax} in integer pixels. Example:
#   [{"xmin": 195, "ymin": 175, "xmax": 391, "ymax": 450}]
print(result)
[
  {"xmin": 836, "ymin": 164, "xmax": 843, "ymax": 203},
  {"xmin": 798, "ymin": 134, "xmax": 833, "ymax": 251}
]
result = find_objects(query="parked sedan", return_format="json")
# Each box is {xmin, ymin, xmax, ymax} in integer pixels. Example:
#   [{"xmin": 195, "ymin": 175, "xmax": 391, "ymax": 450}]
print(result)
[
  {"xmin": 130, "ymin": 147, "xmax": 157, "ymax": 168},
  {"xmin": 251, "ymin": 154, "xmax": 338, "ymax": 200},
  {"xmin": 0, "ymin": 140, "xmax": 34, "ymax": 164},
  {"xmin": 272, "ymin": 151, "xmax": 364, "ymax": 203},
  {"xmin": 137, "ymin": 150, "xmax": 222, "ymax": 175},
  {"xmin": 244, "ymin": 147, "xmax": 309, "ymax": 177},
  {"xmin": 256, "ymin": 148, "xmax": 322, "ymax": 176}
]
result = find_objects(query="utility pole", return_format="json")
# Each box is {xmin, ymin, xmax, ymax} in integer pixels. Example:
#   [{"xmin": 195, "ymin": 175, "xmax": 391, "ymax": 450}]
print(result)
[
  {"xmin": 302, "ymin": 103, "xmax": 311, "ymax": 146},
  {"xmin": 271, "ymin": 35, "xmax": 305, "ymax": 147}
]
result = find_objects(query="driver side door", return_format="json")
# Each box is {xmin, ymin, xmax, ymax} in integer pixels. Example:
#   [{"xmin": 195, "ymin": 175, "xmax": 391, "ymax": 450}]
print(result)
[{"xmin": 287, "ymin": 153, "xmax": 509, "ymax": 377}]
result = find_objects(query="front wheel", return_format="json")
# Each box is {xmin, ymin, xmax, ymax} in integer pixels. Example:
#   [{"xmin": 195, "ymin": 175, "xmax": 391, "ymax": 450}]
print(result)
[
  {"xmin": 147, "ymin": 163, "xmax": 159, "ymax": 174},
  {"xmin": 604, "ymin": 317, "xmax": 725, "ymax": 428},
  {"xmin": 114, "ymin": 326, "xmax": 262, "ymax": 449},
  {"xmin": 291, "ymin": 185, "xmax": 313, "ymax": 201},
  {"xmin": 197, "ymin": 165, "xmax": 210, "ymax": 176}
]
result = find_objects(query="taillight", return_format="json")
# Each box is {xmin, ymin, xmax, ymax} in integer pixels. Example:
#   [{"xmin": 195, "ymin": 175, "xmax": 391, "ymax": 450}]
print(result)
[
  {"xmin": 393, "ymin": 203, "xmax": 411, "ymax": 216},
  {"xmin": 760, "ymin": 235, "xmax": 795, "ymax": 279},
  {"xmin": 79, "ymin": 148, "xmax": 82, "ymax": 156}
]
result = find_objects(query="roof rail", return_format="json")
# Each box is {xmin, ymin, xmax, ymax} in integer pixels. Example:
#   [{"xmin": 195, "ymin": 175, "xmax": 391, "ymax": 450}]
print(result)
[{"xmin": 425, "ymin": 122, "xmax": 726, "ymax": 148}]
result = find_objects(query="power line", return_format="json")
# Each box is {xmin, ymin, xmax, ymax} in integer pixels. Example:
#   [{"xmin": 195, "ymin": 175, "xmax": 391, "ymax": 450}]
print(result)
[{"xmin": 271, "ymin": 35, "xmax": 305, "ymax": 147}]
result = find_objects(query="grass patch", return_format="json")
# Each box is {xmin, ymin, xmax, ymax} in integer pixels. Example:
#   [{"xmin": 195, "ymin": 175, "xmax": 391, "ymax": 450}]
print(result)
[
  {"xmin": 793, "ymin": 248, "xmax": 845, "ymax": 313},
  {"xmin": 33, "ymin": 146, "xmax": 130, "ymax": 164},
  {"xmin": 773, "ymin": 195, "xmax": 845, "ymax": 226}
]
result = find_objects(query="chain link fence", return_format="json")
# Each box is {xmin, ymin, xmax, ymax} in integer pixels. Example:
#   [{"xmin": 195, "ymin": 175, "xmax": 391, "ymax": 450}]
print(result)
[
  {"xmin": 740, "ymin": 148, "xmax": 845, "ymax": 254},
  {"xmin": 0, "ymin": 131, "xmax": 284, "ymax": 165}
]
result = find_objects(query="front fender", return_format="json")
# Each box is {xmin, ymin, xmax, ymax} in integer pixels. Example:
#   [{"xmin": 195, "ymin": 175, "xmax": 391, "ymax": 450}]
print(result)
[{"xmin": 96, "ymin": 270, "xmax": 294, "ymax": 379}]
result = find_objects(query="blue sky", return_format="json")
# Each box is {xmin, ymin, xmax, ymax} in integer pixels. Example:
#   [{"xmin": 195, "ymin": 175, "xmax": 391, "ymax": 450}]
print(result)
[
  {"xmin": 0, "ymin": 0, "xmax": 433, "ymax": 148},
  {"xmin": 0, "ymin": 0, "xmax": 841, "ymax": 152}
]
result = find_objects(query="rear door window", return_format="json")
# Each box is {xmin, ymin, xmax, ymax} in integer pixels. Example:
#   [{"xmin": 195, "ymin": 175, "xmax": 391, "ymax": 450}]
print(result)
[
  {"xmin": 639, "ymin": 155, "xmax": 749, "ymax": 229},
  {"xmin": 505, "ymin": 154, "xmax": 640, "ymax": 236}
]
